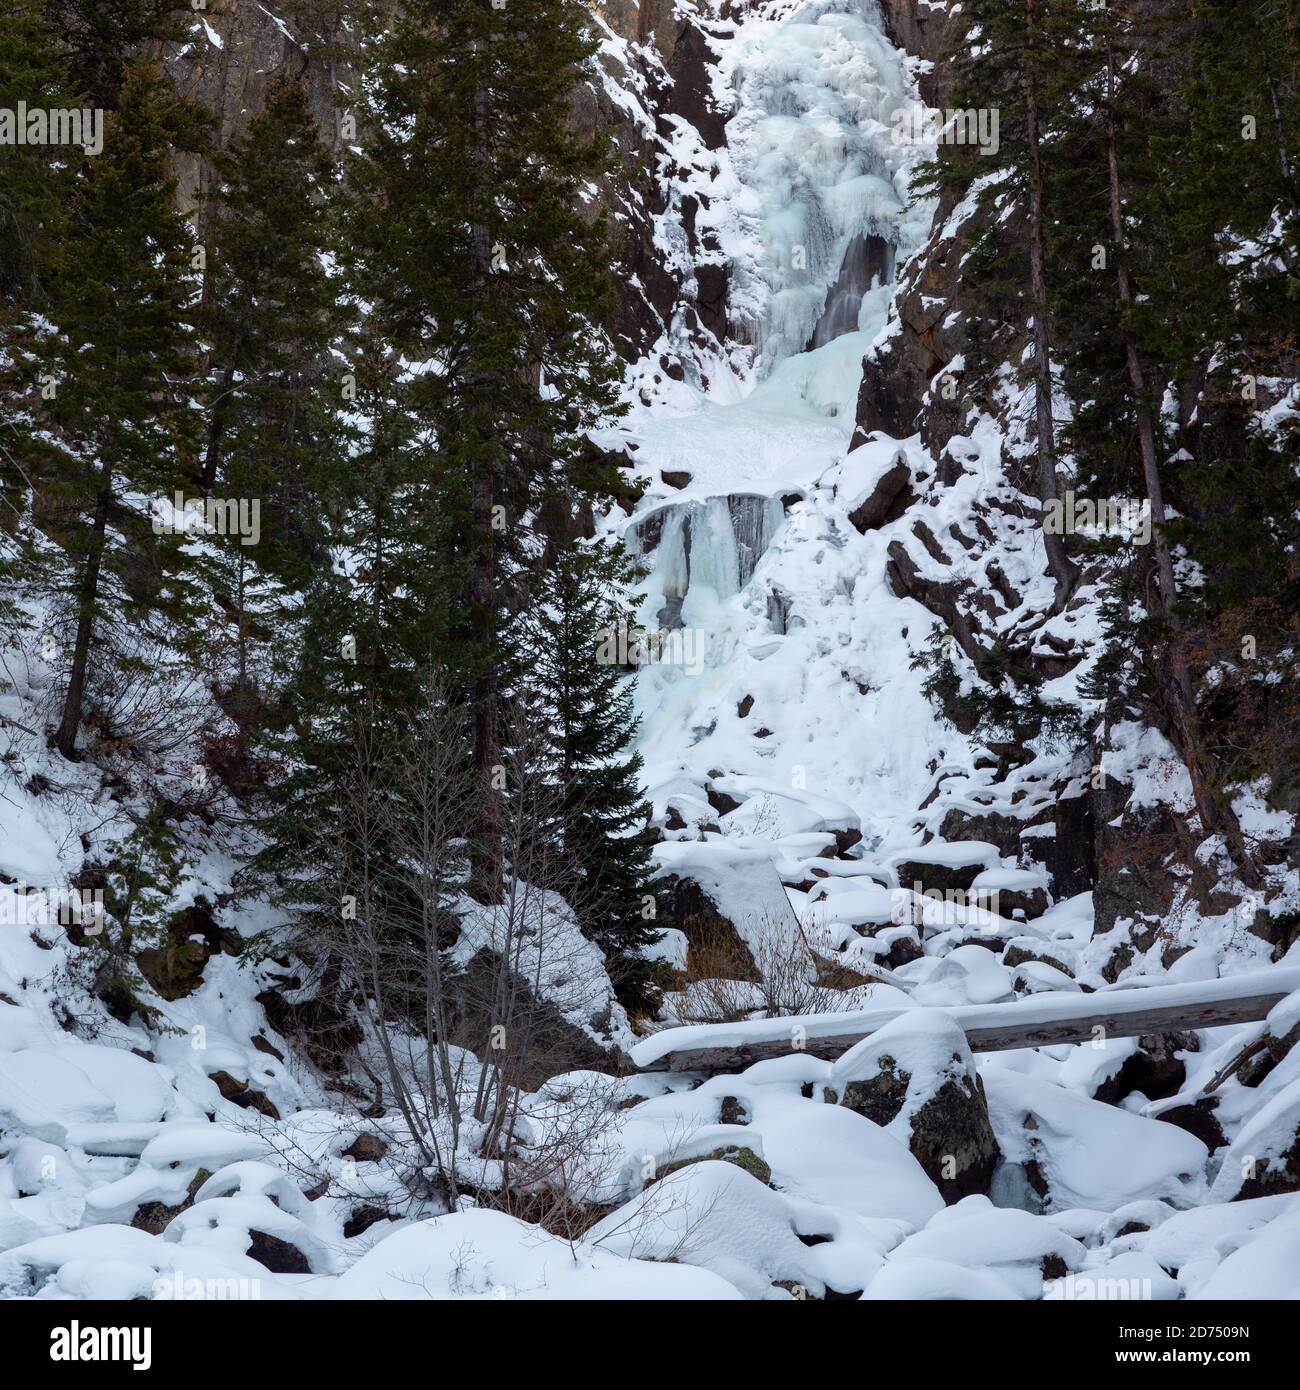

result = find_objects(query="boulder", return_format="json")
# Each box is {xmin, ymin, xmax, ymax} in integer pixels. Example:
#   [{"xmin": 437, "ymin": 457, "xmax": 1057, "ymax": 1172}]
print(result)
[
  {"xmin": 207, "ymin": 1070, "xmax": 280, "ymax": 1121},
  {"xmin": 246, "ymin": 1229, "xmax": 311, "ymax": 1275},
  {"xmin": 847, "ymin": 456, "xmax": 913, "ymax": 532},
  {"xmin": 832, "ymin": 1012, "xmax": 999, "ymax": 1203},
  {"xmin": 654, "ymin": 872, "xmax": 759, "ymax": 982},
  {"xmin": 1092, "ymin": 1032, "xmax": 1197, "ymax": 1106}
]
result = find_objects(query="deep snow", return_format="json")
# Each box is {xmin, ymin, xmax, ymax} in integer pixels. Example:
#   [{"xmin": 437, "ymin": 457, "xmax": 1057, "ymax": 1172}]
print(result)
[{"xmin": 3, "ymin": 0, "xmax": 1300, "ymax": 1303}]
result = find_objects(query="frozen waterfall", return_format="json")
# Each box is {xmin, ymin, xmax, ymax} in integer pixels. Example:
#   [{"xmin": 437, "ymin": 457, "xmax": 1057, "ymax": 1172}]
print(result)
[
  {"xmin": 632, "ymin": 495, "xmax": 786, "ymax": 631},
  {"xmin": 722, "ymin": 0, "xmax": 924, "ymax": 374}
]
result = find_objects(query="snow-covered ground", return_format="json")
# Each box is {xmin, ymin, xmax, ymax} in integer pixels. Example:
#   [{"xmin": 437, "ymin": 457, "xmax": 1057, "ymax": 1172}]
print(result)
[{"xmin": 3, "ymin": 0, "xmax": 1300, "ymax": 1302}]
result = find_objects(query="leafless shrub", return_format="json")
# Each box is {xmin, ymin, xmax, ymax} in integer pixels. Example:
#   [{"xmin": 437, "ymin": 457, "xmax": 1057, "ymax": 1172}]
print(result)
[
  {"xmin": 675, "ymin": 908, "xmax": 867, "ymax": 1024},
  {"xmin": 304, "ymin": 678, "xmax": 631, "ymax": 1229}
]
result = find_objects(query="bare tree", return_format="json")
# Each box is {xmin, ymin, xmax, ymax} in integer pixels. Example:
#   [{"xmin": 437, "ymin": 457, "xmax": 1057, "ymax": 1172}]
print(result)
[{"xmin": 309, "ymin": 678, "xmax": 630, "ymax": 1226}]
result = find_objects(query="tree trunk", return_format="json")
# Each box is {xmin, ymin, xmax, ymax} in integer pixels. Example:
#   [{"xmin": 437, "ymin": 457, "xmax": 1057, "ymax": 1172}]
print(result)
[
  {"xmin": 468, "ymin": 27, "xmax": 502, "ymax": 900},
  {"xmin": 55, "ymin": 463, "xmax": 112, "ymax": 759},
  {"xmin": 1102, "ymin": 40, "xmax": 1259, "ymax": 886},
  {"xmin": 470, "ymin": 458, "xmax": 501, "ymax": 899},
  {"xmin": 1023, "ymin": 0, "xmax": 1078, "ymax": 612}
]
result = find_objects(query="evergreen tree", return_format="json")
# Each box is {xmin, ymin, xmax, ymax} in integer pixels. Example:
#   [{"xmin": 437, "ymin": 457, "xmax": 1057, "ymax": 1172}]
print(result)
[
  {"xmin": 342, "ymin": 0, "xmax": 627, "ymax": 894},
  {"xmin": 1159, "ymin": 0, "xmax": 1300, "ymax": 825},
  {"xmin": 7, "ymin": 60, "xmax": 202, "ymax": 759},
  {"xmin": 197, "ymin": 73, "xmax": 346, "ymax": 744},
  {"xmin": 513, "ymin": 538, "xmax": 665, "ymax": 1013},
  {"xmin": 0, "ymin": 0, "xmax": 77, "ymax": 307},
  {"xmin": 45, "ymin": 0, "xmax": 191, "ymax": 109},
  {"xmin": 0, "ymin": 0, "xmax": 79, "ymax": 637},
  {"xmin": 918, "ymin": 0, "xmax": 1089, "ymax": 608},
  {"xmin": 1057, "ymin": 0, "xmax": 1297, "ymax": 873}
]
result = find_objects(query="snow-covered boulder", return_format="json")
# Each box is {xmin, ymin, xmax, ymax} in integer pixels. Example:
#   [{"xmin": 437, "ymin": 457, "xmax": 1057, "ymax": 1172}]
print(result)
[
  {"xmin": 1210, "ymin": 1075, "xmax": 1300, "ymax": 1202},
  {"xmin": 333, "ymin": 1207, "xmax": 739, "ymax": 1300},
  {"xmin": 875, "ymin": 1195, "xmax": 1087, "ymax": 1299},
  {"xmin": 832, "ymin": 1012, "xmax": 999, "ymax": 1202},
  {"xmin": 588, "ymin": 1159, "xmax": 831, "ymax": 1299},
  {"xmin": 984, "ymin": 1070, "xmax": 1209, "ymax": 1211}
]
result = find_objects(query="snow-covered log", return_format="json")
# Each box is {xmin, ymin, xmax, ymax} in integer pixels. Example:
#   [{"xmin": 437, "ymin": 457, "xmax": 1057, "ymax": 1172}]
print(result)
[{"xmin": 632, "ymin": 968, "xmax": 1300, "ymax": 1073}]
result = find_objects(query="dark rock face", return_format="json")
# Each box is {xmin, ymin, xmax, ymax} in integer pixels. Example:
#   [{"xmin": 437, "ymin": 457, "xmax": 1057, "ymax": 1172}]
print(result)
[
  {"xmin": 1089, "ymin": 780, "xmax": 1178, "ymax": 943},
  {"xmin": 256, "ymin": 976, "xmax": 364, "ymax": 1075},
  {"xmin": 662, "ymin": 18, "xmax": 728, "ymax": 151},
  {"xmin": 1268, "ymin": 1013, "xmax": 1300, "ymax": 1064},
  {"xmin": 706, "ymin": 784, "xmax": 744, "ymax": 818},
  {"xmin": 875, "ymin": 0, "xmax": 968, "ymax": 106},
  {"xmin": 342, "ymin": 1133, "xmax": 388, "ymax": 1164},
  {"xmin": 166, "ymin": 4, "xmax": 360, "ymax": 219},
  {"xmin": 1002, "ymin": 942, "xmax": 1075, "ymax": 978},
  {"xmin": 655, "ymin": 873, "xmax": 759, "ymax": 981},
  {"xmin": 1157, "ymin": 1098, "xmax": 1227, "ymax": 1152},
  {"xmin": 450, "ymin": 948, "xmax": 630, "ymax": 1087},
  {"xmin": 135, "ymin": 898, "xmax": 242, "ymax": 1001},
  {"xmin": 878, "ymin": 929, "xmax": 923, "ymax": 970},
  {"xmin": 847, "ymin": 456, "xmax": 913, "ymax": 532},
  {"xmin": 1045, "ymin": 794, "xmax": 1099, "ymax": 900},
  {"xmin": 886, "ymin": 539, "xmax": 983, "ymax": 668},
  {"xmin": 839, "ymin": 1048, "xmax": 1000, "ymax": 1204},
  {"xmin": 719, "ymin": 1095, "xmax": 751, "ymax": 1126},
  {"xmin": 945, "ymin": 797, "xmax": 1096, "ymax": 907},
  {"xmin": 207, "ymin": 1069, "xmax": 281, "ymax": 1121},
  {"xmin": 343, "ymin": 1205, "xmax": 397, "ymax": 1240},
  {"xmin": 1092, "ymin": 1033, "xmax": 1197, "ymax": 1106},
  {"xmin": 170, "ymin": 3, "xmax": 731, "ymax": 372},
  {"xmin": 1223, "ymin": 1015, "xmax": 1300, "ymax": 1199},
  {"xmin": 893, "ymin": 859, "xmax": 984, "ymax": 897},
  {"xmin": 1234, "ymin": 1139, "xmax": 1300, "ymax": 1201},
  {"xmin": 1251, "ymin": 908, "xmax": 1300, "ymax": 960},
  {"xmin": 246, "ymin": 1230, "xmax": 311, "ymax": 1275},
  {"xmin": 595, "ymin": 2, "xmax": 738, "ymax": 365},
  {"xmin": 938, "ymin": 807, "xmax": 1040, "ymax": 861},
  {"xmin": 852, "ymin": 181, "xmax": 1001, "ymax": 462},
  {"xmin": 996, "ymin": 886, "xmax": 1051, "ymax": 922},
  {"xmin": 250, "ymin": 1033, "xmax": 285, "ymax": 1062},
  {"xmin": 130, "ymin": 1170, "xmax": 210, "ymax": 1234}
]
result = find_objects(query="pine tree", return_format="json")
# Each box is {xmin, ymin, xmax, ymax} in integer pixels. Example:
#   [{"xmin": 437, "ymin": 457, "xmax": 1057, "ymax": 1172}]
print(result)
[
  {"xmin": 343, "ymin": 0, "xmax": 627, "ymax": 894},
  {"xmin": 197, "ymin": 73, "xmax": 346, "ymax": 744},
  {"xmin": 1159, "ymin": 0, "xmax": 1300, "ymax": 828},
  {"xmin": 243, "ymin": 327, "xmax": 465, "ymax": 969},
  {"xmin": 1058, "ymin": 0, "xmax": 1297, "ymax": 876},
  {"xmin": 8, "ymin": 60, "xmax": 201, "ymax": 759},
  {"xmin": 918, "ymin": 0, "xmax": 1089, "ymax": 608},
  {"xmin": 513, "ymin": 538, "xmax": 665, "ymax": 1013},
  {"xmin": 0, "ymin": 0, "xmax": 80, "ymax": 637},
  {"xmin": 45, "ymin": 0, "xmax": 191, "ymax": 109},
  {"xmin": 0, "ymin": 0, "xmax": 77, "ymax": 307}
]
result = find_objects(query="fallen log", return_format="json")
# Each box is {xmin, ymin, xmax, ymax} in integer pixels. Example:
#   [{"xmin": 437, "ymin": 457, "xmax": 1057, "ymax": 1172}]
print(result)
[{"xmin": 632, "ymin": 968, "xmax": 1300, "ymax": 1074}]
